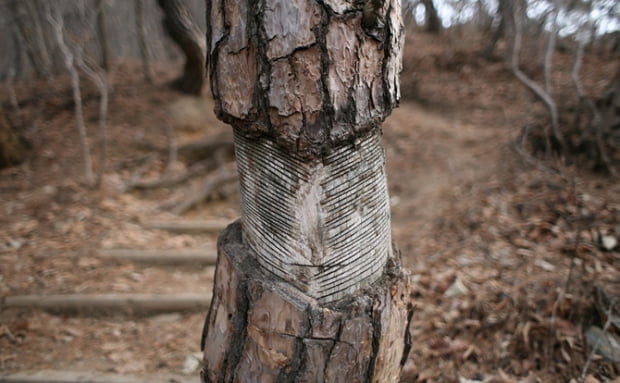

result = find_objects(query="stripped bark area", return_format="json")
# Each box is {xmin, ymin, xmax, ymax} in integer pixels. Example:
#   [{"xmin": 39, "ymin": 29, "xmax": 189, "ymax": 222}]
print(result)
[
  {"xmin": 235, "ymin": 131, "xmax": 392, "ymax": 302},
  {"xmin": 201, "ymin": 223, "xmax": 413, "ymax": 383},
  {"xmin": 207, "ymin": 0, "xmax": 405, "ymax": 157}
]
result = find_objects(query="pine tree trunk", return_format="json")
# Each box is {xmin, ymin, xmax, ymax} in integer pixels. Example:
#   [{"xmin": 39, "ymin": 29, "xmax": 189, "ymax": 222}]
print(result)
[
  {"xmin": 201, "ymin": 0, "xmax": 411, "ymax": 381},
  {"xmin": 202, "ymin": 222, "xmax": 412, "ymax": 382}
]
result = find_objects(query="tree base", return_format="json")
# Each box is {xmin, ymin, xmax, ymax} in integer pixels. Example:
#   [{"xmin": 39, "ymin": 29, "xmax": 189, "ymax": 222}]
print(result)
[{"xmin": 201, "ymin": 222, "xmax": 413, "ymax": 382}]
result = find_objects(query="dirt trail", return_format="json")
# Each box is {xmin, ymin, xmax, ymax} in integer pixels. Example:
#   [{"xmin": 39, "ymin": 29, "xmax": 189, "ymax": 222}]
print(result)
[{"xmin": 384, "ymin": 101, "xmax": 508, "ymax": 259}]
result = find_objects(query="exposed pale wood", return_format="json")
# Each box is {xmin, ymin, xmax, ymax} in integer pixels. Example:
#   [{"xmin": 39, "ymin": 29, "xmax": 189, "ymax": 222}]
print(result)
[
  {"xmin": 201, "ymin": 222, "xmax": 413, "ymax": 382},
  {"xmin": 0, "ymin": 370, "xmax": 195, "ymax": 383},
  {"xmin": 142, "ymin": 220, "xmax": 229, "ymax": 233},
  {"xmin": 234, "ymin": 132, "xmax": 391, "ymax": 302},
  {"xmin": 3, "ymin": 293, "xmax": 211, "ymax": 313},
  {"xmin": 96, "ymin": 248, "xmax": 217, "ymax": 265}
]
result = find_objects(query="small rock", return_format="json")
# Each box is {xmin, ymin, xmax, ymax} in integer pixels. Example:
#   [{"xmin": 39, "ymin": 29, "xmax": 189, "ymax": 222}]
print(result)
[
  {"xmin": 182, "ymin": 352, "xmax": 202, "ymax": 374},
  {"xmin": 149, "ymin": 313, "xmax": 182, "ymax": 323},
  {"xmin": 585, "ymin": 326, "xmax": 620, "ymax": 362},
  {"xmin": 445, "ymin": 277, "xmax": 468, "ymax": 297},
  {"xmin": 601, "ymin": 235, "xmax": 617, "ymax": 251},
  {"xmin": 584, "ymin": 375, "xmax": 601, "ymax": 383},
  {"xmin": 535, "ymin": 258, "xmax": 556, "ymax": 272},
  {"xmin": 459, "ymin": 376, "xmax": 483, "ymax": 383}
]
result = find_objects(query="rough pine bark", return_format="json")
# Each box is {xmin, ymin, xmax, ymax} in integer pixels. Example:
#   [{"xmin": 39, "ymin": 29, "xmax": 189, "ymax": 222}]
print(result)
[
  {"xmin": 201, "ymin": 0, "xmax": 411, "ymax": 381},
  {"xmin": 202, "ymin": 223, "xmax": 412, "ymax": 382},
  {"xmin": 157, "ymin": 0, "xmax": 206, "ymax": 95}
]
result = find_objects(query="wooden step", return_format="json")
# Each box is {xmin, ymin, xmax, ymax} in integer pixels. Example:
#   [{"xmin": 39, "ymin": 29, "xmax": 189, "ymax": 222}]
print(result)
[
  {"xmin": 0, "ymin": 370, "xmax": 197, "ymax": 383},
  {"xmin": 2, "ymin": 293, "xmax": 211, "ymax": 314},
  {"xmin": 96, "ymin": 248, "xmax": 217, "ymax": 265},
  {"xmin": 141, "ymin": 219, "xmax": 230, "ymax": 234}
]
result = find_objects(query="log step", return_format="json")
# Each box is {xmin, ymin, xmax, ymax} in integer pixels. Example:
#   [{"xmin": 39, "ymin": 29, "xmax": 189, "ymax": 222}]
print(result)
[
  {"xmin": 2, "ymin": 293, "xmax": 211, "ymax": 314},
  {"xmin": 141, "ymin": 219, "xmax": 229, "ymax": 233},
  {"xmin": 0, "ymin": 370, "xmax": 197, "ymax": 383},
  {"xmin": 96, "ymin": 248, "xmax": 217, "ymax": 265}
]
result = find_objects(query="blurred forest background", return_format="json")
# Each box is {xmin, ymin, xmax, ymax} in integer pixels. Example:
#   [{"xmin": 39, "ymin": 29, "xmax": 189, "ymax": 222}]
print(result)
[{"xmin": 0, "ymin": 0, "xmax": 619, "ymax": 382}]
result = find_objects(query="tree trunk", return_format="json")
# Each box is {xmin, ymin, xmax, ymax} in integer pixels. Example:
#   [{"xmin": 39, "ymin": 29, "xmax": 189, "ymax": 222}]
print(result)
[
  {"xmin": 201, "ymin": 0, "xmax": 412, "ymax": 381},
  {"xmin": 202, "ymin": 223, "xmax": 412, "ymax": 382},
  {"xmin": 47, "ymin": 6, "xmax": 95, "ymax": 187},
  {"xmin": 420, "ymin": 0, "xmax": 441, "ymax": 33},
  {"xmin": 157, "ymin": 0, "xmax": 205, "ymax": 95},
  {"xmin": 481, "ymin": 0, "xmax": 513, "ymax": 60},
  {"xmin": 9, "ymin": 0, "xmax": 53, "ymax": 79},
  {"xmin": 96, "ymin": 0, "xmax": 110, "ymax": 71},
  {"xmin": 0, "ymin": 105, "xmax": 26, "ymax": 169},
  {"xmin": 135, "ymin": 0, "xmax": 154, "ymax": 84}
]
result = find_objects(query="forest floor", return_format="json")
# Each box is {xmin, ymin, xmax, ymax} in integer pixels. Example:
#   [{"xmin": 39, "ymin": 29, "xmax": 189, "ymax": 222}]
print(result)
[{"xmin": 1, "ymin": 30, "xmax": 619, "ymax": 382}]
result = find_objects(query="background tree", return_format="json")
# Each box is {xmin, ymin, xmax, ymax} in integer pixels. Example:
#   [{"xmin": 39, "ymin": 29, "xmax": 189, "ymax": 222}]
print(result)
[
  {"xmin": 96, "ymin": 0, "xmax": 110, "ymax": 71},
  {"xmin": 0, "ymin": 105, "xmax": 26, "ymax": 169},
  {"xmin": 157, "ymin": 0, "xmax": 206, "ymax": 95},
  {"xmin": 420, "ymin": 0, "xmax": 441, "ymax": 33},
  {"xmin": 136, "ymin": 0, "xmax": 154, "ymax": 83}
]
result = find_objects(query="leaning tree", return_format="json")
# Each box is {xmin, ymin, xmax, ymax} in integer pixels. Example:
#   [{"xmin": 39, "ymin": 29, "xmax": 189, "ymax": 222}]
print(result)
[
  {"xmin": 200, "ymin": 0, "xmax": 413, "ymax": 381},
  {"xmin": 157, "ymin": 0, "xmax": 206, "ymax": 95}
]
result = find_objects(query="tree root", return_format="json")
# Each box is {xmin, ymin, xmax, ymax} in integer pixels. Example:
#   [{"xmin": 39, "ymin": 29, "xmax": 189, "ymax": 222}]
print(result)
[{"xmin": 161, "ymin": 162, "xmax": 238, "ymax": 215}]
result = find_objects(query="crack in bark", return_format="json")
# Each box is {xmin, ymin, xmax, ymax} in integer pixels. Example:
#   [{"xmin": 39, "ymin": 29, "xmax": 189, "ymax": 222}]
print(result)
[
  {"xmin": 400, "ymin": 302, "xmax": 414, "ymax": 368},
  {"xmin": 365, "ymin": 295, "xmax": 383, "ymax": 382}
]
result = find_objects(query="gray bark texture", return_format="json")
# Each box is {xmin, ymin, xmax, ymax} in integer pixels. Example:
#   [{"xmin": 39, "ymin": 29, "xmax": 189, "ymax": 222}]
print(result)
[{"xmin": 201, "ymin": 0, "xmax": 411, "ymax": 381}]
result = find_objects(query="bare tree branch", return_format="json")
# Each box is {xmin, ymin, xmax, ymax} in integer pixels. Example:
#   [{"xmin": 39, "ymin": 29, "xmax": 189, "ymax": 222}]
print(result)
[
  {"xmin": 46, "ymin": 5, "xmax": 95, "ymax": 187},
  {"xmin": 509, "ymin": 0, "xmax": 564, "ymax": 155},
  {"xmin": 76, "ymin": 50, "xmax": 110, "ymax": 187}
]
